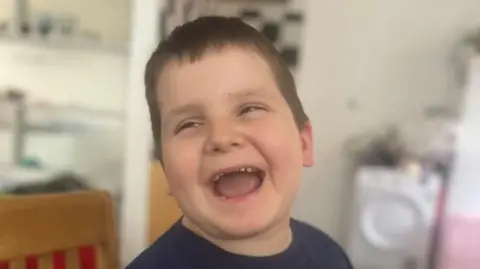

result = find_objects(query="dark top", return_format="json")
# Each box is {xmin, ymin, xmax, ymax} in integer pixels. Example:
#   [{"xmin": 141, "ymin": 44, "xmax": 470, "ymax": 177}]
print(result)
[{"xmin": 126, "ymin": 218, "xmax": 354, "ymax": 269}]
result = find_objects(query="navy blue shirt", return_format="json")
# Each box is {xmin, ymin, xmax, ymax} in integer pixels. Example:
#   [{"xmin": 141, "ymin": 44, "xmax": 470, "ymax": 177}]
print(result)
[{"xmin": 126, "ymin": 219, "xmax": 353, "ymax": 269}]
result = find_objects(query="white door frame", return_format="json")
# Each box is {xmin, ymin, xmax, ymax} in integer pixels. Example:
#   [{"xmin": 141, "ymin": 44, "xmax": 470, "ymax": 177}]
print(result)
[{"xmin": 120, "ymin": 0, "xmax": 162, "ymax": 265}]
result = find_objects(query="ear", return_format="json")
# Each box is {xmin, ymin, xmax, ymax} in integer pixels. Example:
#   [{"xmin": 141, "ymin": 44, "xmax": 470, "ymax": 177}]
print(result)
[{"xmin": 300, "ymin": 121, "xmax": 314, "ymax": 167}]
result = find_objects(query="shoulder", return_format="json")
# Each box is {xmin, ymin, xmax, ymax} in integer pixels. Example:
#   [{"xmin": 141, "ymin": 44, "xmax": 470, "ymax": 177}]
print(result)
[
  {"xmin": 125, "ymin": 223, "xmax": 185, "ymax": 269},
  {"xmin": 291, "ymin": 219, "xmax": 354, "ymax": 269}
]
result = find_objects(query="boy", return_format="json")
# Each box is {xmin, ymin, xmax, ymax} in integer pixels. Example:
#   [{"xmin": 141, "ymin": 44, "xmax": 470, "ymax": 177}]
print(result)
[{"xmin": 127, "ymin": 16, "xmax": 353, "ymax": 269}]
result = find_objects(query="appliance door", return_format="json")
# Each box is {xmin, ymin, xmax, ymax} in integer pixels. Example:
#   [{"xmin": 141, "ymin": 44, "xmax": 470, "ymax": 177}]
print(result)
[{"xmin": 360, "ymin": 192, "xmax": 428, "ymax": 252}]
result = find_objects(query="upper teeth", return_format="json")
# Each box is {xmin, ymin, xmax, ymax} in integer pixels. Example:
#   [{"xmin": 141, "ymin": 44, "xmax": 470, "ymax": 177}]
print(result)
[
  {"xmin": 240, "ymin": 167, "xmax": 254, "ymax": 173},
  {"xmin": 214, "ymin": 167, "xmax": 256, "ymax": 181}
]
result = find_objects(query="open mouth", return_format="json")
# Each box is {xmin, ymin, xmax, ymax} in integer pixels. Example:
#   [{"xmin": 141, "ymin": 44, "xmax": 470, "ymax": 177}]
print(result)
[{"xmin": 211, "ymin": 166, "xmax": 266, "ymax": 200}]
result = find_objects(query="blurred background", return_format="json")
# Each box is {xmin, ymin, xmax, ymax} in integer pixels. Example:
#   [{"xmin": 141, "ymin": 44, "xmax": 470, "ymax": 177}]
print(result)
[{"xmin": 0, "ymin": 0, "xmax": 479, "ymax": 268}]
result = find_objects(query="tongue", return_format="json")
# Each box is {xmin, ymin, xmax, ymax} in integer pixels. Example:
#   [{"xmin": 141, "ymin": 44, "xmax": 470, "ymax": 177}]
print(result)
[{"xmin": 214, "ymin": 172, "xmax": 262, "ymax": 199}]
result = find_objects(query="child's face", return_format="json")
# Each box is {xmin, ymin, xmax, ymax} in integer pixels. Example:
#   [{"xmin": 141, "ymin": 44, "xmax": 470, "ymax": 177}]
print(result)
[{"xmin": 158, "ymin": 47, "xmax": 313, "ymax": 239}]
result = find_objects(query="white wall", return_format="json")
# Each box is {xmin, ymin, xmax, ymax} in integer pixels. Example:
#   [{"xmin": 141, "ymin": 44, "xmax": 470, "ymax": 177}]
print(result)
[
  {"xmin": 293, "ymin": 0, "xmax": 480, "ymax": 242},
  {"xmin": 447, "ymin": 56, "xmax": 480, "ymax": 215}
]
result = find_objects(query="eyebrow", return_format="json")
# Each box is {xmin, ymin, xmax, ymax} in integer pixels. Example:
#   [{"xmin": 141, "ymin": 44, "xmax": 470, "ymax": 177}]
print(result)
[
  {"xmin": 228, "ymin": 88, "xmax": 271, "ymax": 100},
  {"xmin": 164, "ymin": 103, "xmax": 202, "ymax": 119}
]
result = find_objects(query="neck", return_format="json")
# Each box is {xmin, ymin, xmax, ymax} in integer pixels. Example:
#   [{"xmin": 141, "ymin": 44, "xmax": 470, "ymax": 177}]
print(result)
[{"xmin": 182, "ymin": 217, "xmax": 292, "ymax": 257}]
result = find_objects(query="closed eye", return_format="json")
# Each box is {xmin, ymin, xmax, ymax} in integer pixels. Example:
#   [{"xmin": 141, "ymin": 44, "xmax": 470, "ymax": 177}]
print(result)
[
  {"xmin": 239, "ymin": 104, "xmax": 266, "ymax": 115},
  {"xmin": 175, "ymin": 121, "xmax": 202, "ymax": 134}
]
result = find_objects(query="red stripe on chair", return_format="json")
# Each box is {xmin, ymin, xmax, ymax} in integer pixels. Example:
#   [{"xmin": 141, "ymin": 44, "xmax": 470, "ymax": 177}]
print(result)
[
  {"xmin": 78, "ymin": 245, "xmax": 96, "ymax": 269},
  {"xmin": 26, "ymin": 256, "xmax": 38, "ymax": 269},
  {"xmin": 52, "ymin": 251, "xmax": 66, "ymax": 269},
  {"xmin": 0, "ymin": 261, "xmax": 9, "ymax": 269}
]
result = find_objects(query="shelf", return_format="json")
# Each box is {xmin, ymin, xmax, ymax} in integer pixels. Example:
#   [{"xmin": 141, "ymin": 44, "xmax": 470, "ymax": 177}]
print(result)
[
  {"xmin": 33, "ymin": 103, "xmax": 123, "ymax": 116},
  {"xmin": 0, "ymin": 34, "xmax": 128, "ymax": 55},
  {"xmin": 0, "ymin": 121, "xmax": 85, "ymax": 134},
  {"xmin": 0, "ymin": 165, "xmax": 59, "ymax": 185},
  {"xmin": 0, "ymin": 100, "xmax": 124, "ymax": 134}
]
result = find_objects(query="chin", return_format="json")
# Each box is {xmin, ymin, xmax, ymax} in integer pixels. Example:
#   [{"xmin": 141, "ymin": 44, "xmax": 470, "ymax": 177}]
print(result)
[{"xmin": 211, "ymin": 211, "xmax": 278, "ymax": 240}]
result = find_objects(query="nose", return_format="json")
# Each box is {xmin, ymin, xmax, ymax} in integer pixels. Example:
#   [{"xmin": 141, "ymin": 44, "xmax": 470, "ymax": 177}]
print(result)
[{"xmin": 203, "ymin": 119, "xmax": 244, "ymax": 154}]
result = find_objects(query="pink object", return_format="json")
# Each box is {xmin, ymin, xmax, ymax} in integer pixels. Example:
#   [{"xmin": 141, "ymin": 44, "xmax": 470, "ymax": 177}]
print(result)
[{"xmin": 439, "ymin": 215, "xmax": 480, "ymax": 269}]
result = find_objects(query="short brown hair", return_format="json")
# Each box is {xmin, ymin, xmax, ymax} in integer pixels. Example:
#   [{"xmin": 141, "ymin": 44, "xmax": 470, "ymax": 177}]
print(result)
[{"xmin": 145, "ymin": 16, "xmax": 308, "ymax": 161}]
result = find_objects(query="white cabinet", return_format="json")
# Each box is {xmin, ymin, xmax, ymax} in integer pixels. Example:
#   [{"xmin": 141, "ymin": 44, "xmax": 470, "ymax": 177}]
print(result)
[
  {"xmin": 29, "ymin": 0, "xmax": 130, "ymax": 43},
  {"xmin": 0, "ymin": 1, "xmax": 14, "ymax": 24},
  {"xmin": 0, "ymin": 0, "xmax": 131, "ymax": 54}
]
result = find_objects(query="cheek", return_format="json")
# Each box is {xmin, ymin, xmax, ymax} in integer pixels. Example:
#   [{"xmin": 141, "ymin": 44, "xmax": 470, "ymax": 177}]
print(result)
[
  {"xmin": 250, "ymin": 120, "xmax": 304, "ymax": 169},
  {"xmin": 162, "ymin": 139, "xmax": 202, "ymax": 191},
  {"xmin": 251, "ymin": 115, "xmax": 302, "ymax": 149}
]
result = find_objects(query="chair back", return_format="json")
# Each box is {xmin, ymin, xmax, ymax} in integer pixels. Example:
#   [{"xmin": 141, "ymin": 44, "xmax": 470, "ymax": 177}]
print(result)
[{"xmin": 0, "ymin": 191, "xmax": 118, "ymax": 269}]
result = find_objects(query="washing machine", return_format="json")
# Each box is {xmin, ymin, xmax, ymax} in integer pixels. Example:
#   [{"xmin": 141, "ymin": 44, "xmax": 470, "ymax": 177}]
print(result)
[{"xmin": 346, "ymin": 167, "xmax": 441, "ymax": 269}]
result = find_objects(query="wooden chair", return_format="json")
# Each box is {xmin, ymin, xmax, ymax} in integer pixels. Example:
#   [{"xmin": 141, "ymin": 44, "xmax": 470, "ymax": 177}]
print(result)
[
  {"xmin": 0, "ymin": 191, "xmax": 119, "ymax": 269},
  {"xmin": 148, "ymin": 161, "xmax": 181, "ymax": 244}
]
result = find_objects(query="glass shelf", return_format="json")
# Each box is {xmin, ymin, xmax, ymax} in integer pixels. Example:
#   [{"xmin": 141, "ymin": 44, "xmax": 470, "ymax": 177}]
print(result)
[
  {"xmin": 0, "ymin": 0, "xmax": 130, "ymax": 55},
  {"xmin": 0, "ymin": 34, "xmax": 128, "ymax": 55},
  {"xmin": 0, "ymin": 103, "xmax": 124, "ymax": 134}
]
